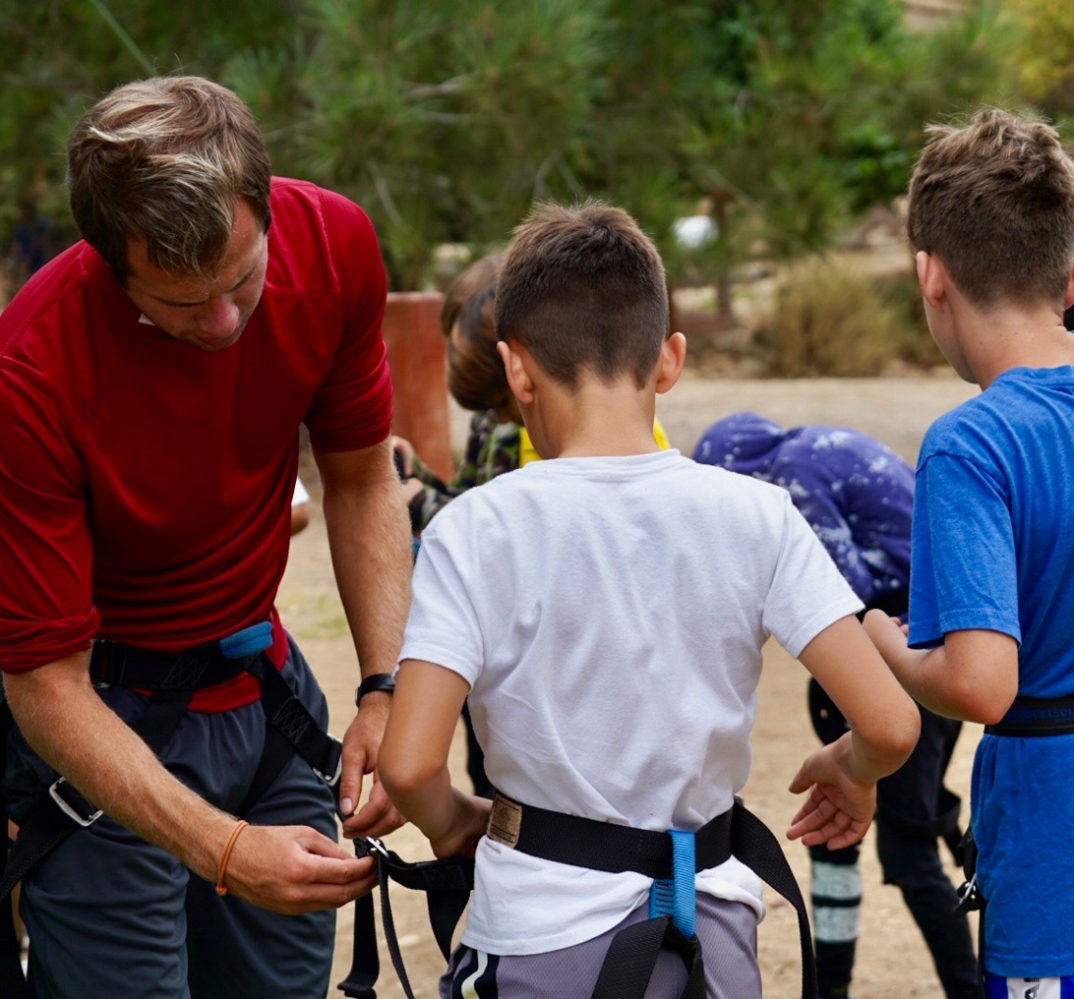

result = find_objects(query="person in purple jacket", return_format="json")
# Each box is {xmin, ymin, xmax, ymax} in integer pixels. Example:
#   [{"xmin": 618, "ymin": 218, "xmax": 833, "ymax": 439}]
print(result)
[{"xmin": 694, "ymin": 412, "xmax": 978, "ymax": 999}]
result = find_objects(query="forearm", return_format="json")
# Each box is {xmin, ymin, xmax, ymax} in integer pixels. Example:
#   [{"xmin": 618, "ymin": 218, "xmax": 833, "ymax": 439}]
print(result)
[
  {"xmin": 321, "ymin": 458, "xmax": 411, "ymax": 679},
  {"xmin": 4, "ymin": 653, "xmax": 235, "ymax": 881},
  {"xmin": 863, "ymin": 609, "xmax": 1017, "ymax": 723}
]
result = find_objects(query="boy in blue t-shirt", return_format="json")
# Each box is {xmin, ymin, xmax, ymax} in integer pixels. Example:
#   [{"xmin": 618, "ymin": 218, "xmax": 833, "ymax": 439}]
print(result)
[{"xmin": 866, "ymin": 108, "xmax": 1074, "ymax": 994}]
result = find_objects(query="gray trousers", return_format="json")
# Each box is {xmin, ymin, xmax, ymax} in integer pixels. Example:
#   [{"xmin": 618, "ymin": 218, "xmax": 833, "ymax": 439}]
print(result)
[
  {"xmin": 4, "ymin": 639, "xmax": 338, "ymax": 999},
  {"xmin": 439, "ymin": 893, "xmax": 761, "ymax": 999}
]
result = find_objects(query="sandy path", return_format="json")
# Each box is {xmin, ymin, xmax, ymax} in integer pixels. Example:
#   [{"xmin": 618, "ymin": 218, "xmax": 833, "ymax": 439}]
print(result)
[{"xmin": 280, "ymin": 373, "xmax": 981, "ymax": 998}]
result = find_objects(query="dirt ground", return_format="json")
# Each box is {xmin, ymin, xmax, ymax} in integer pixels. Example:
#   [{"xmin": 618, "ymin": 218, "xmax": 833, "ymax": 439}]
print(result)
[{"xmin": 281, "ymin": 371, "xmax": 982, "ymax": 999}]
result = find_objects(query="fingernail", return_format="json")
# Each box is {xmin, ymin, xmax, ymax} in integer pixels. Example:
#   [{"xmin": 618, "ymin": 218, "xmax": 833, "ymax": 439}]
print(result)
[{"xmin": 341, "ymin": 797, "xmax": 354, "ymax": 815}]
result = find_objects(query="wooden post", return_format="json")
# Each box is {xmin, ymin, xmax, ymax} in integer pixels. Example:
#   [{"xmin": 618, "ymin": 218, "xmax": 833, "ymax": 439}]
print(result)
[{"xmin": 382, "ymin": 291, "xmax": 454, "ymax": 482}]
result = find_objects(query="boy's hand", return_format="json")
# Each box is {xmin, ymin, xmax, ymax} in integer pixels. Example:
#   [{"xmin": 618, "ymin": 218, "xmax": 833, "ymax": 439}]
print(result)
[
  {"xmin": 786, "ymin": 740, "xmax": 876, "ymax": 850},
  {"xmin": 429, "ymin": 791, "xmax": 492, "ymax": 859}
]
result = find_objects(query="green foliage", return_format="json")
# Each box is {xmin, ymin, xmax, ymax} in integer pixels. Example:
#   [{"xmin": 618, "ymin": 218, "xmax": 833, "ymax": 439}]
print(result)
[
  {"xmin": 235, "ymin": 0, "xmax": 608, "ymax": 288},
  {"xmin": 1000, "ymin": 0, "xmax": 1074, "ymax": 106},
  {"xmin": 0, "ymin": 0, "xmax": 1018, "ymax": 296}
]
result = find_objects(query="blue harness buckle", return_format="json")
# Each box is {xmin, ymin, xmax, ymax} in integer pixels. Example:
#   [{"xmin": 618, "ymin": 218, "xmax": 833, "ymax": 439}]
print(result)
[
  {"xmin": 648, "ymin": 828, "xmax": 696, "ymax": 938},
  {"xmin": 218, "ymin": 621, "xmax": 274, "ymax": 659}
]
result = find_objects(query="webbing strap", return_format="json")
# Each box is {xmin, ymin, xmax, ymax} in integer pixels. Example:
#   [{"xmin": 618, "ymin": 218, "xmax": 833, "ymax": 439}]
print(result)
[
  {"xmin": 731, "ymin": 801, "xmax": 816, "ymax": 999},
  {"xmin": 347, "ymin": 799, "xmax": 816, "ymax": 999},
  {"xmin": 590, "ymin": 916, "xmax": 704, "ymax": 999},
  {"xmin": 985, "ymin": 693, "xmax": 1074, "ymax": 736},
  {"xmin": 336, "ymin": 839, "xmax": 475, "ymax": 999},
  {"xmin": 649, "ymin": 829, "xmax": 695, "ymax": 938}
]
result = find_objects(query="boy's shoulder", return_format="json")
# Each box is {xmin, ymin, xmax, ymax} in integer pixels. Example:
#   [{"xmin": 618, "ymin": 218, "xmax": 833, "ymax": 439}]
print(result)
[{"xmin": 921, "ymin": 367, "xmax": 1074, "ymax": 467}]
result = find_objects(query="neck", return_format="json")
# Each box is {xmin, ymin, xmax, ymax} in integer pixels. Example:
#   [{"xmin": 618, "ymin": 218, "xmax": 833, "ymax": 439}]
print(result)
[
  {"xmin": 959, "ymin": 302, "xmax": 1074, "ymax": 388},
  {"xmin": 529, "ymin": 379, "xmax": 659, "ymax": 459}
]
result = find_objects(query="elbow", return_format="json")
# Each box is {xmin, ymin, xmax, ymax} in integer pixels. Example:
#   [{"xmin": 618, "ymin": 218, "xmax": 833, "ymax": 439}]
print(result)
[
  {"xmin": 880, "ymin": 699, "xmax": 921, "ymax": 766},
  {"xmin": 945, "ymin": 666, "xmax": 1017, "ymax": 726},
  {"xmin": 890, "ymin": 702, "xmax": 922, "ymax": 763},
  {"xmin": 959, "ymin": 681, "xmax": 1017, "ymax": 727},
  {"xmin": 855, "ymin": 697, "xmax": 921, "ymax": 774},
  {"xmin": 378, "ymin": 751, "xmax": 440, "ymax": 804}
]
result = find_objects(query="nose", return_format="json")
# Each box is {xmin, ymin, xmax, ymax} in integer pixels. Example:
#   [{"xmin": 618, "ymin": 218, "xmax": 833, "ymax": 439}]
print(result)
[{"xmin": 195, "ymin": 296, "xmax": 241, "ymax": 336}]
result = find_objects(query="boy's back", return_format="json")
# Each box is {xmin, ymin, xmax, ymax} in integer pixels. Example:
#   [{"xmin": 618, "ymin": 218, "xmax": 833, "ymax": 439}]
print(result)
[
  {"xmin": 380, "ymin": 200, "xmax": 918, "ymax": 999},
  {"xmin": 403, "ymin": 447, "xmax": 860, "ymax": 953},
  {"xmin": 865, "ymin": 108, "xmax": 1074, "ymax": 988},
  {"xmin": 908, "ymin": 366, "xmax": 1074, "ymax": 972}
]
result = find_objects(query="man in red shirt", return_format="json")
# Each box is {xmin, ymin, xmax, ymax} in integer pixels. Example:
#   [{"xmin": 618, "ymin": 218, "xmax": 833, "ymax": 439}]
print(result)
[{"xmin": 0, "ymin": 75, "xmax": 410, "ymax": 997}]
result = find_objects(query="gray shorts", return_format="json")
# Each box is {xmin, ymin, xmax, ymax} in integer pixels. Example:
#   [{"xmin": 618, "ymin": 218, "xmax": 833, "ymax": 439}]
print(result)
[
  {"xmin": 439, "ymin": 893, "xmax": 760, "ymax": 999},
  {"xmin": 4, "ymin": 639, "xmax": 338, "ymax": 999}
]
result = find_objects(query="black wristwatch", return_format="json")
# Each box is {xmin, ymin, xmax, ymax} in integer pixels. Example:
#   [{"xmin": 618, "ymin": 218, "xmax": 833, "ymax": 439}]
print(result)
[{"xmin": 355, "ymin": 672, "xmax": 396, "ymax": 707}]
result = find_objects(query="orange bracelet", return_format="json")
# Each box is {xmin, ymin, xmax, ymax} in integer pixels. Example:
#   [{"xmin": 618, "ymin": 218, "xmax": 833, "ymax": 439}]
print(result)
[{"xmin": 215, "ymin": 819, "xmax": 249, "ymax": 896}]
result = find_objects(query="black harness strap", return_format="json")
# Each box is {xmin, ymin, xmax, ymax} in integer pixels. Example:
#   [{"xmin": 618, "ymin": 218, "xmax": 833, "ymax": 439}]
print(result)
[
  {"xmin": 337, "ymin": 839, "xmax": 475, "ymax": 999},
  {"xmin": 494, "ymin": 794, "xmax": 815, "ymax": 999},
  {"xmin": 348, "ymin": 794, "xmax": 816, "ymax": 999},
  {"xmin": 985, "ymin": 693, "xmax": 1074, "ymax": 736},
  {"xmin": 590, "ymin": 916, "xmax": 705, "ymax": 999}
]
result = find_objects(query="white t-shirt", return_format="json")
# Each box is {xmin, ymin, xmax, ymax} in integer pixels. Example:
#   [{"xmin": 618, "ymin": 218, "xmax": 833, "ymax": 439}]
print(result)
[{"xmin": 400, "ymin": 450, "xmax": 861, "ymax": 955}]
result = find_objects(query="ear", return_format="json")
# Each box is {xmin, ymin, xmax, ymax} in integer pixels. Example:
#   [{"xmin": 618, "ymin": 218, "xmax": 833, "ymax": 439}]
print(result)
[
  {"xmin": 1063, "ymin": 259, "xmax": 1074, "ymax": 310},
  {"xmin": 915, "ymin": 250, "xmax": 946, "ymax": 309},
  {"xmin": 654, "ymin": 332, "xmax": 687, "ymax": 395},
  {"xmin": 497, "ymin": 340, "xmax": 535, "ymax": 405}
]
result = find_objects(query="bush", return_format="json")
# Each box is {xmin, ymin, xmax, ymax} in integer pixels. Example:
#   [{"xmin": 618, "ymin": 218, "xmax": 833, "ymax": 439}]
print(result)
[{"xmin": 753, "ymin": 256, "xmax": 942, "ymax": 376}]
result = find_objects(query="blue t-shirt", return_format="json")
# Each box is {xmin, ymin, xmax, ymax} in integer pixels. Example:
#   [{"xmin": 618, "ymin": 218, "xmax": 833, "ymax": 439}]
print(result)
[
  {"xmin": 694, "ymin": 412, "xmax": 912, "ymax": 609},
  {"xmin": 910, "ymin": 366, "xmax": 1074, "ymax": 976}
]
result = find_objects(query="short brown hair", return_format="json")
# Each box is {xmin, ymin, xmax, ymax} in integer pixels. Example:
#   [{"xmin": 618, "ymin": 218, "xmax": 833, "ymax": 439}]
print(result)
[
  {"xmin": 495, "ymin": 201, "xmax": 669, "ymax": 388},
  {"xmin": 907, "ymin": 108, "xmax": 1074, "ymax": 307},
  {"xmin": 67, "ymin": 75, "xmax": 272, "ymax": 285},
  {"xmin": 440, "ymin": 253, "xmax": 512, "ymax": 414}
]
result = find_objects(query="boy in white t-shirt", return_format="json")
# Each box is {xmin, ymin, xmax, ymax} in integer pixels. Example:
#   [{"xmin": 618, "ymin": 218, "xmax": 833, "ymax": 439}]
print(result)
[{"xmin": 378, "ymin": 201, "xmax": 919, "ymax": 999}]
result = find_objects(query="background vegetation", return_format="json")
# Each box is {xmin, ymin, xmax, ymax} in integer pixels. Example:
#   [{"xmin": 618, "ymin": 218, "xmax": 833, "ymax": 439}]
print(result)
[{"xmin": 3, "ymin": 0, "xmax": 1071, "ymax": 373}]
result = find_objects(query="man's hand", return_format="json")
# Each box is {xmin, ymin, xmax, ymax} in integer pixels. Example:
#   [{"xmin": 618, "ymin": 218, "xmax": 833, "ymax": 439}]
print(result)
[
  {"xmin": 786, "ymin": 738, "xmax": 877, "ymax": 850},
  {"xmin": 222, "ymin": 822, "xmax": 378, "ymax": 913},
  {"xmin": 338, "ymin": 694, "xmax": 406, "ymax": 839}
]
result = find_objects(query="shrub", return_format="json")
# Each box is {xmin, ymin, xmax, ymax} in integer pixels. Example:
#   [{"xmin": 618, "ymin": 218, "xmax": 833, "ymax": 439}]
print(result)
[{"xmin": 753, "ymin": 256, "xmax": 941, "ymax": 376}]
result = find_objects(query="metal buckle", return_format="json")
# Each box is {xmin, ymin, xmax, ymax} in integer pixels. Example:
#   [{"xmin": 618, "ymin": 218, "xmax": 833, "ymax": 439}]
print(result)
[
  {"xmin": 364, "ymin": 836, "xmax": 390, "ymax": 860},
  {"xmin": 48, "ymin": 778, "xmax": 103, "ymax": 828},
  {"xmin": 954, "ymin": 872, "xmax": 981, "ymax": 914},
  {"xmin": 313, "ymin": 735, "xmax": 343, "ymax": 787}
]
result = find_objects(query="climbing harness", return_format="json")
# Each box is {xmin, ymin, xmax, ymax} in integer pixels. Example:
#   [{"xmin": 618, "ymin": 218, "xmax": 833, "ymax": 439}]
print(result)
[{"xmin": 341, "ymin": 792, "xmax": 817, "ymax": 999}]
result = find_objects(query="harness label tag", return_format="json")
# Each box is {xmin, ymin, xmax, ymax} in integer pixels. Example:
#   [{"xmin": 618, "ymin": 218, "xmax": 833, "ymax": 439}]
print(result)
[{"xmin": 487, "ymin": 796, "xmax": 523, "ymax": 848}]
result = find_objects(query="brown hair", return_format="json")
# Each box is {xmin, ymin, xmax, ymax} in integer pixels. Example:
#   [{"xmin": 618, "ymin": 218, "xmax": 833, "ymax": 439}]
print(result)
[
  {"xmin": 907, "ymin": 108, "xmax": 1074, "ymax": 307},
  {"xmin": 440, "ymin": 253, "xmax": 514, "ymax": 414},
  {"xmin": 495, "ymin": 200, "xmax": 669, "ymax": 389},
  {"xmin": 67, "ymin": 75, "xmax": 271, "ymax": 285}
]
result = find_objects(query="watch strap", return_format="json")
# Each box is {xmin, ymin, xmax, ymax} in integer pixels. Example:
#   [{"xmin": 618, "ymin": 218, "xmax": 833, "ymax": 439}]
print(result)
[{"xmin": 355, "ymin": 672, "xmax": 396, "ymax": 706}]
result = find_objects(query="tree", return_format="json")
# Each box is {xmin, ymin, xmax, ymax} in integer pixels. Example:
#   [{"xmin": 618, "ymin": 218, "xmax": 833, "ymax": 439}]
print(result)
[{"xmin": 1, "ymin": 0, "xmax": 1015, "ymax": 298}]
